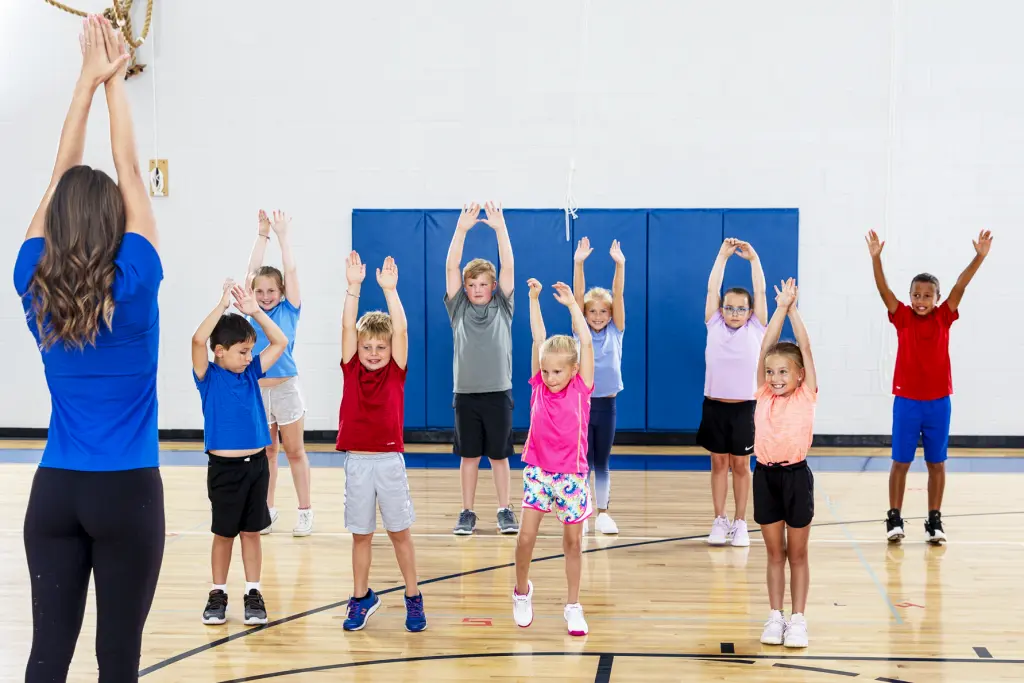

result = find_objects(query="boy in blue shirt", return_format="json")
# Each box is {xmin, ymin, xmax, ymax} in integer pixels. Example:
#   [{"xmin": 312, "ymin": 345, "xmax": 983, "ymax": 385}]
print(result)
[{"xmin": 192, "ymin": 279, "xmax": 288, "ymax": 625}]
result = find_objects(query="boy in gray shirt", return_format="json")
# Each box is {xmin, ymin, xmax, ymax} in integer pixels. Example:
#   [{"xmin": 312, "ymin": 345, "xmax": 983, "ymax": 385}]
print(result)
[{"xmin": 444, "ymin": 201, "xmax": 520, "ymax": 536}]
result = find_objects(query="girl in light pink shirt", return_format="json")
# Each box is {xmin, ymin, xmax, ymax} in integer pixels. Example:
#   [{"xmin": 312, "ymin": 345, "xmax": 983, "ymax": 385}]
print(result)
[
  {"xmin": 753, "ymin": 278, "xmax": 817, "ymax": 649},
  {"xmin": 513, "ymin": 279, "xmax": 595, "ymax": 638}
]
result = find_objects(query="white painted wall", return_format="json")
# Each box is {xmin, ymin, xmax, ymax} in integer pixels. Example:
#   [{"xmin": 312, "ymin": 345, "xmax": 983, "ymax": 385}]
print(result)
[{"xmin": 2, "ymin": 1, "xmax": 1020, "ymax": 435}]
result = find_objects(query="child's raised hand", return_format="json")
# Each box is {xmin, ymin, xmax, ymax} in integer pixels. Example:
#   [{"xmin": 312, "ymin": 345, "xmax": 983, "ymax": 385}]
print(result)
[
  {"xmin": 865, "ymin": 230, "xmax": 885, "ymax": 258},
  {"xmin": 610, "ymin": 239, "xmax": 626, "ymax": 264},
  {"xmin": 481, "ymin": 201, "xmax": 507, "ymax": 231},
  {"xmin": 527, "ymin": 278, "xmax": 543, "ymax": 299},
  {"xmin": 346, "ymin": 251, "xmax": 366, "ymax": 285},
  {"xmin": 551, "ymin": 281, "xmax": 575, "ymax": 307},
  {"xmin": 774, "ymin": 278, "xmax": 798, "ymax": 309},
  {"xmin": 231, "ymin": 281, "xmax": 260, "ymax": 316},
  {"xmin": 456, "ymin": 202, "xmax": 481, "ymax": 232},
  {"xmin": 719, "ymin": 238, "xmax": 740, "ymax": 257},
  {"xmin": 258, "ymin": 210, "xmax": 271, "ymax": 237},
  {"xmin": 271, "ymin": 210, "xmax": 290, "ymax": 236},
  {"xmin": 574, "ymin": 237, "xmax": 593, "ymax": 263},
  {"xmin": 376, "ymin": 256, "xmax": 398, "ymax": 291},
  {"xmin": 973, "ymin": 229, "xmax": 993, "ymax": 257},
  {"xmin": 220, "ymin": 278, "xmax": 235, "ymax": 308},
  {"xmin": 734, "ymin": 240, "xmax": 756, "ymax": 261}
]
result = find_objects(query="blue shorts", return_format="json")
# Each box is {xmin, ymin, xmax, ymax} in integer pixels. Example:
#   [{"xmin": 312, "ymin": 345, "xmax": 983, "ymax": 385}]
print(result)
[{"xmin": 891, "ymin": 396, "xmax": 951, "ymax": 464}]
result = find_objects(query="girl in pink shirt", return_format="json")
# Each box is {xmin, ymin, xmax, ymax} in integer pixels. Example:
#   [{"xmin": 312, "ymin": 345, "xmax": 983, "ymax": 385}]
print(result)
[
  {"xmin": 513, "ymin": 279, "xmax": 595, "ymax": 638},
  {"xmin": 753, "ymin": 278, "xmax": 817, "ymax": 649}
]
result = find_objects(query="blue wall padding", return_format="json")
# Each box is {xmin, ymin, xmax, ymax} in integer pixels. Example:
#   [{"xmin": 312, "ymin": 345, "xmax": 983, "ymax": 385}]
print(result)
[
  {"xmin": 350, "ymin": 210, "xmax": 428, "ymax": 428},
  {"xmin": 571, "ymin": 210, "xmax": 648, "ymax": 430},
  {"xmin": 646, "ymin": 210, "xmax": 725, "ymax": 431},
  {"xmin": 722, "ymin": 209, "xmax": 800, "ymax": 341}
]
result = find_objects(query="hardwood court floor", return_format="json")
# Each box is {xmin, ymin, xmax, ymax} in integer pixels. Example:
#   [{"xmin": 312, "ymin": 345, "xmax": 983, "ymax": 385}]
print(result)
[{"xmin": 0, "ymin": 455, "xmax": 1022, "ymax": 682}]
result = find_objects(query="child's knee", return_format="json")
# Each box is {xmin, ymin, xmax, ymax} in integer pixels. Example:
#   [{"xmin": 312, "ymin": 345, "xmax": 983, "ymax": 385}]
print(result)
[
  {"xmin": 386, "ymin": 528, "xmax": 412, "ymax": 545},
  {"xmin": 266, "ymin": 442, "xmax": 279, "ymax": 457},
  {"xmin": 786, "ymin": 544, "xmax": 808, "ymax": 564},
  {"xmin": 765, "ymin": 544, "xmax": 787, "ymax": 564},
  {"xmin": 925, "ymin": 461, "xmax": 945, "ymax": 473},
  {"xmin": 239, "ymin": 531, "xmax": 260, "ymax": 542},
  {"xmin": 562, "ymin": 528, "xmax": 583, "ymax": 555},
  {"xmin": 711, "ymin": 453, "xmax": 730, "ymax": 472},
  {"xmin": 352, "ymin": 532, "xmax": 374, "ymax": 545},
  {"xmin": 285, "ymin": 448, "xmax": 307, "ymax": 463}
]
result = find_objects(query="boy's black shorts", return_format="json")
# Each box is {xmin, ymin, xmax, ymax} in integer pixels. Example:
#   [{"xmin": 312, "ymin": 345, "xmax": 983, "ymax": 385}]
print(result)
[
  {"xmin": 207, "ymin": 449, "xmax": 271, "ymax": 537},
  {"xmin": 453, "ymin": 390, "xmax": 514, "ymax": 460}
]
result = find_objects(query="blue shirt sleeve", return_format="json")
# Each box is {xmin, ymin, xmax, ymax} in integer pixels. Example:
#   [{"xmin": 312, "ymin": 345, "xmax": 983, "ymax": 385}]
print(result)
[
  {"xmin": 194, "ymin": 362, "xmax": 213, "ymax": 393},
  {"xmin": 113, "ymin": 233, "xmax": 163, "ymax": 303},
  {"xmin": 248, "ymin": 353, "xmax": 267, "ymax": 380},
  {"xmin": 13, "ymin": 238, "xmax": 45, "ymax": 297}
]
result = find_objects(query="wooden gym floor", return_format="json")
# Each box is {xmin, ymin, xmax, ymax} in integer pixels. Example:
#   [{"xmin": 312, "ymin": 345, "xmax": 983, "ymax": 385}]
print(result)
[{"xmin": 0, "ymin": 443, "xmax": 1022, "ymax": 682}]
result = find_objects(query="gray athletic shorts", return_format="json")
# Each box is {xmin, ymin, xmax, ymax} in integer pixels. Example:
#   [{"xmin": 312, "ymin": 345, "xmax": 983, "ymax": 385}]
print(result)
[
  {"xmin": 260, "ymin": 376, "xmax": 306, "ymax": 426},
  {"xmin": 343, "ymin": 452, "xmax": 416, "ymax": 534}
]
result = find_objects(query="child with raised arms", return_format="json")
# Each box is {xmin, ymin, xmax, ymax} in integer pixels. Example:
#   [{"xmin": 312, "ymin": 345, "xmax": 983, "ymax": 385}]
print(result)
[
  {"xmin": 512, "ymin": 279, "xmax": 595, "ymax": 637},
  {"xmin": 192, "ymin": 279, "xmax": 288, "ymax": 626},
  {"xmin": 336, "ymin": 252, "xmax": 426, "ymax": 633},
  {"xmin": 866, "ymin": 229, "xmax": 993, "ymax": 544},
  {"xmin": 753, "ymin": 278, "xmax": 816, "ymax": 649},
  {"xmin": 572, "ymin": 236, "xmax": 626, "ymax": 534}
]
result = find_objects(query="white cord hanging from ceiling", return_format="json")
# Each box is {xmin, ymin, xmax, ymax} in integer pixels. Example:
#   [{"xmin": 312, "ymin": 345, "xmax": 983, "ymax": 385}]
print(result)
[
  {"xmin": 563, "ymin": 0, "xmax": 591, "ymax": 241},
  {"xmin": 877, "ymin": 0, "xmax": 901, "ymax": 392}
]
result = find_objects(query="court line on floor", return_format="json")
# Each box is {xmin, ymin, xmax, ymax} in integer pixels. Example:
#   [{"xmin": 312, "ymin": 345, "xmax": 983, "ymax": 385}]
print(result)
[
  {"xmin": 823, "ymin": 493, "xmax": 903, "ymax": 624},
  {"xmin": 137, "ymin": 509, "xmax": 1024, "ymax": 677},
  {"xmin": 212, "ymin": 649, "xmax": 1024, "ymax": 682}
]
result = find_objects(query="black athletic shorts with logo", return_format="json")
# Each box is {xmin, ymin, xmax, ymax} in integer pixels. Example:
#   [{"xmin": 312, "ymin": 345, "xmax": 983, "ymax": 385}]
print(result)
[
  {"xmin": 207, "ymin": 449, "xmax": 271, "ymax": 537},
  {"xmin": 696, "ymin": 397, "xmax": 756, "ymax": 456},
  {"xmin": 453, "ymin": 390, "xmax": 514, "ymax": 460},
  {"xmin": 753, "ymin": 460, "xmax": 814, "ymax": 528}
]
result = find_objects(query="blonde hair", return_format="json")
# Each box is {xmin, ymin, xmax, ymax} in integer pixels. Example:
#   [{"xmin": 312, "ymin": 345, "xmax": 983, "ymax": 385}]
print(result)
[
  {"xmin": 356, "ymin": 311, "xmax": 393, "ymax": 342},
  {"xmin": 462, "ymin": 258, "xmax": 496, "ymax": 283},
  {"xmin": 764, "ymin": 341, "xmax": 804, "ymax": 369},
  {"xmin": 541, "ymin": 335, "xmax": 579, "ymax": 365},
  {"xmin": 253, "ymin": 266, "xmax": 285, "ymax": 295},
  {"xmin": 583, "ymin": 287, "xmax": 613, "ymax": 312}
]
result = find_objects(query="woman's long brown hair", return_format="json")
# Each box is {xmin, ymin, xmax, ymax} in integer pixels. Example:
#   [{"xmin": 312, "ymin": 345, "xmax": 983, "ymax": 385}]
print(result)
[{"xmin": 27, "ymin": 165, "xmax": 126, "ymax": 351}]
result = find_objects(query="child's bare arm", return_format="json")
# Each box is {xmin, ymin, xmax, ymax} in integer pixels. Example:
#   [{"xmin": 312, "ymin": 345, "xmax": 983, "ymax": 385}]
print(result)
[
  {"xmin": 271, "ymin": 211, "xmax": 301, "ymax": 307},
  {"xmin": 378, "ymin": 256, "xmax": 408, "ymax": 370},
  {"xmin": 446, "ymin": 203, "xmax": 478, "ymax": 299},
  {"xmin": 191, "ymin": 280, "xmax": 233, "ymax": 380},
  {"xmin": 482, "ymin": 201, "xmax": 515, "ymax": 297},
  {"xmin": 788, "ymin": 302, "xmax": 816, "ymax": 393},
  {"xmin": 706, "ymin": 239, "xmax": 737, "ymax": 322},
  {"xmin": 946, "ymin": 230, "xmax": 993, "ymax": 312},
  {"xmin": 528, "ymin": 279, "xmax": 545, "ymax": 377},
  {"xmin": 757, "ymin": 279, "xmax": 796, "ymax": 389},
  {"xmin": 735, "ymin": 241, "xmax": 767, "ymax": 325},
  {"xmin": 865, "ymin": 231, "xmax": 900, "ymax": 314},
  {"xmin": 245, "ymin": 210, "xmax": 271, "ymax": 278},
  {"xmin": 342, "ymin": 251, "xmax": 366, "ymax": 365},
  {"xmin": 610, "ymin": 239, "xmax": 626, "ymax": 331},
  {"xmin": 553, "ymin": 282, "xmax": 594, "ymax": 389},
  {"xmin": 572, "ymin": 237, "xmax": 592, "ymax": 309}
]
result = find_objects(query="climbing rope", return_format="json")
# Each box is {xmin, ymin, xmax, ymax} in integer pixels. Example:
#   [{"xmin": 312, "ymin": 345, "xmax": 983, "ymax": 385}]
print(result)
[{"xmin": 43, "ymin": 0, "xmax": 154, "ymax": 78}]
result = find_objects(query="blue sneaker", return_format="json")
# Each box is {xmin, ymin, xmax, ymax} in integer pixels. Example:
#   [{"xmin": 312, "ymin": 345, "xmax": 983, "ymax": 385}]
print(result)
[
  {"xmin": 404, "ymin": 592, "xmax": 427, "ymax": 632},
  {"xmin": 343, "ymin": 589, "xmax": 380, "ymax": 631}
]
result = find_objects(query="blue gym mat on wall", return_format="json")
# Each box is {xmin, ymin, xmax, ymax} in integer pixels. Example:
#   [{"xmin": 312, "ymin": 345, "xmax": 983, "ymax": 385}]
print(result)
[{"xmin": 351, "ymin": 208, "xmax": 798, "ymax": 433}]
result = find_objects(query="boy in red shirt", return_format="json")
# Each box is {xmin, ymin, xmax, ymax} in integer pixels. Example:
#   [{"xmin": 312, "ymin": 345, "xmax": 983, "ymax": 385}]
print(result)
[
  {"xmin": 336, "ymin": 252, "xmax": 426, "ymax": 633},
  {"xmin": 866, "ymin": 230, "xmax": 993, "ymax": 545}
]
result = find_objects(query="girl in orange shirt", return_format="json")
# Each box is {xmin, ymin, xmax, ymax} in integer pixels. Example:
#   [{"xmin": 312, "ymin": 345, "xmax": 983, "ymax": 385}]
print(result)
[{"xmin": 753, "ymin": 278, "xmax": 817, "ymax": 649}]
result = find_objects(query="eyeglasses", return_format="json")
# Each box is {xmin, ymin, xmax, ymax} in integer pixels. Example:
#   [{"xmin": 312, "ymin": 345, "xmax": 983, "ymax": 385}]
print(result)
[{"xmin": 723, "ymin": 306, "xmax": 749, "ymax": 315}]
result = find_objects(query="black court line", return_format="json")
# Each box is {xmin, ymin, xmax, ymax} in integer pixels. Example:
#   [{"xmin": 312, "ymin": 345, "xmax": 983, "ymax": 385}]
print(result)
[
  {"xmin": 138, "ymin": 509, "xmax": 1024, "ymax": 677},
  {"xmin": 720, "ymin": 642, "xmax": 735, "ymax": 654},
  {"xmin": 876, "ymin": 677, "xmax": 912, "ymax": 682},
  {"xmin": 773, "ymin": 662, "xmax": 860, "ymax": 677},
  {"xmin": 974, "ymin": 646, "xmax": 993, "ymax": 658},
  {"xmin": 213, "ymin": 651, "xmax": 1023, "ymax": 682},
  {"xmin": 594, "ymin": 653, "xmax": 614, "ymax": 683}
]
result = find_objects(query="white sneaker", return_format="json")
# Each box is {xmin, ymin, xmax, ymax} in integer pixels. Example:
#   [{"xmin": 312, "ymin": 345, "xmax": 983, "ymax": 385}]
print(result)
[
  {"xmin": 595, "ymin": 512, "xmax": 619, "ymax": 534},
  {"xmin": 707, "ymin": 516, "xmax": 731, "ymax": 546},
  {"xmin": 512, "ymin": 581, "xmax": 534, "ymax": 628},
  {"xmin": 730, "ymin": 519, "xmax": 750, "ymax": 547},
  {"xmin": 784, "ymin": 613, "xmax": 808, "ymax": 648},
  {"xmin": 760, "ymin": 610, "xmax": 786, "ymax": 645},
  {"xmin": 260, "ymin": 507, "xmax": 279, "ymax": 535},
  {"xmin": 564, "ymin": 603, "xmax": 589, "ymax": 636},
  {"xmin": 293, "ymin": 509, "xmax": 314, "ymax": 537}
]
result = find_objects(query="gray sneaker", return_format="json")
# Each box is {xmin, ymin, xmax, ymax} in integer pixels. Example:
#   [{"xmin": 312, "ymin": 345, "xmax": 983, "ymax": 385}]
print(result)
[
  {"xmin": 243, "ymin": 589, "xmax": 268, "ymax": 625},
  {"xmin": 453, "ymin": 509, "xmax": 477, "ymax": 535},
  {"xmin": 497, "ymin": 507, "xmax": 520, "ymax": 534}
]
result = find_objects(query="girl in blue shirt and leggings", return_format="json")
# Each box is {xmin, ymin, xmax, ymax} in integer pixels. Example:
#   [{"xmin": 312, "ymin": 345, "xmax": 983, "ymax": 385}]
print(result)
[{"xmin": 14, "ymin": 17, "xmax": 164, "ymax": 682}]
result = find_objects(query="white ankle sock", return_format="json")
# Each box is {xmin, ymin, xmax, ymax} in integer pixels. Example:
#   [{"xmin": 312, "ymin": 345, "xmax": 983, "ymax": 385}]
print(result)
[
  {"xmin": 212, "ymin": 584, "xmax": 227, "ymax": 593},
  {"xmin": 245, "ymin": 581, "xmax": 260, "ymax": 594}
]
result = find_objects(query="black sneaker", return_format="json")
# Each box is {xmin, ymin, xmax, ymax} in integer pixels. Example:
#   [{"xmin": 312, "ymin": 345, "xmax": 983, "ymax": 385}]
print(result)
[
  {"xmin": 924, "ymin": 510, "xmax": 946, "ymax": 545},
  {"xmin": 885, "ymin": 508, "xmax": 904, "ymax": 543},
  {"xmin": 243, "ymin": 589, "xmax": 268, "ymax": 625},
  {"xmin": 453, "ymin": 509, "xmax": 477, "ymax": 535},
  {"xmin": 202, "ymin": 589, "xmax": 228, "ymax": 625},
  {"xmin": 497, "ymin": 507, "xmax": 520, "ymax": 534}
]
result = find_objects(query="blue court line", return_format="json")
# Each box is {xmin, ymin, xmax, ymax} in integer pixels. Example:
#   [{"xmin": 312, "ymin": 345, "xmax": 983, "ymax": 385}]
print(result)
[{"xmin": 823, "ymin": 493, "xmax": 903, "ymax": 625}]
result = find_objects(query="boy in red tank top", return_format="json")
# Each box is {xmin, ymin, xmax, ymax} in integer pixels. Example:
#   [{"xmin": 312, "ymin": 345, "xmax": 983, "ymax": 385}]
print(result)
[
  {"xmin": 866, "ymin": 230, "xmax": 993, "ymax": 545},
  {"xmin": 336, "ymin": 252, "xmax": 426, "ymax": 633}
]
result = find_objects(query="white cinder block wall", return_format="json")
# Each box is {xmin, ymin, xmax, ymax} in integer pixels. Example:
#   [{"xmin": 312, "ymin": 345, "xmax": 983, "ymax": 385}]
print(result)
[{"xmin": 2, "ymin": 1, "xmax": 1020, "ymax": 435}]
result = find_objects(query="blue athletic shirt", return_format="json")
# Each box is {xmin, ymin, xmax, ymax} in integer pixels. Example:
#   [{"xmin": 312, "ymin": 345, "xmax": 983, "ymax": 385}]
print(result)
[
  {"xmin": 249, "ymin": 299, "xmax": 299, "ymax": 378},
  {"xmin": 193, "ymin": 354, "xmax": 272, "ymax": 452},
  {"xmin": 13, "ymin": 233, "xmax": 163, "ymax": 471}
]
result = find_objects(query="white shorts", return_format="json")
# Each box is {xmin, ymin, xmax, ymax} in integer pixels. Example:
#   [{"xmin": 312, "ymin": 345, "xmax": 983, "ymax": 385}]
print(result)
[
  {"xmin": 342, "ymin": 452, "xmax": 416, "ymax": 535},
  {"xmin": 260, "ymin": 376, "xmax": 306, "ymax": 427}
]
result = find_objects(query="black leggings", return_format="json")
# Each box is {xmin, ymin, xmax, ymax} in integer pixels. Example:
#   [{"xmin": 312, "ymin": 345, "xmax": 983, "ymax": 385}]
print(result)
[{"xmin": 24, "ymin": 466, "xmax": 165, "ymax": 683}]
